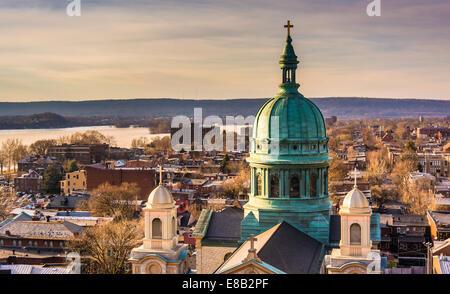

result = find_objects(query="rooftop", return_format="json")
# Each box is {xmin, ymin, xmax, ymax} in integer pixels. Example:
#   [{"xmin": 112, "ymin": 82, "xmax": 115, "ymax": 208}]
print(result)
[
  {"xmin": 0, "ymin": 220, "xmax": 83, "ymax": 239},
  {"xmin": 216, "ymin": 221, "xmax": 324, "ymax": 274}
]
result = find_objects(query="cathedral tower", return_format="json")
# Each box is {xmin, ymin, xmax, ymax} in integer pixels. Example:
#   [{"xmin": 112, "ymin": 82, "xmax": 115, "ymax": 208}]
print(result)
[{"xmin": 241, "ymin": 21, "xmax": 331, "ymax": 243}]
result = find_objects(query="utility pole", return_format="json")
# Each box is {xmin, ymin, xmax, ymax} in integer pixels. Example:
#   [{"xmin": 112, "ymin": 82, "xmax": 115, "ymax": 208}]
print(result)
[{"xmin": 423, "ymin": 242, "xmax": 432, "ymax": 274}]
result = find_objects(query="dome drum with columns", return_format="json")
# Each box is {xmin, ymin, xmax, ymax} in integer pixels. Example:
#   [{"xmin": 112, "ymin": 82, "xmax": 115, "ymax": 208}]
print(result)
[{"xmin": 241, "ymin": 21, "xmax": 331, "ymax": 244}]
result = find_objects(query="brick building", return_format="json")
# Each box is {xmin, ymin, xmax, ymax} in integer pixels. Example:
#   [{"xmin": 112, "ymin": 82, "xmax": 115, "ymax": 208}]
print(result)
[
  {"xmin": 48, "ymin": 144, "xmax": 108, "ymax": 165},
  {"xmin": 417, "ymin": 127, "xmax": 450, "ymax": 139},
  {"xmin": 14, "ymin": 170, "xmax": 41, "ymax": 193},
  {"xmin": 84, "ymin": 165, "xmax": 156, "ymax": 200},
  {"xmin": 60, "ymin": 170, "xmax": 87, "ymax": 195},
  {"xmin": 126, "ymin": 159, "xmax": 152, "ymax": 168},
  {"xmin": 18, "ymin": 156, "xmax": 61, "ymax": 174},
  {"xmin": 379, "ymin": 214, "xmax": 431, "ymax": 267},
  {"xmin": 417, "ymin": 154, "xmax": 450, "ymax": 177}
]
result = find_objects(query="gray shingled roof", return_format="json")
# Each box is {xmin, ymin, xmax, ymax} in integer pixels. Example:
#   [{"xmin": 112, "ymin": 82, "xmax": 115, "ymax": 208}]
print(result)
[
  {"xmin": 204, "ymin": 207, "xmax": 243, "ymax": 242},
  {"xmin": 0, "ymin": 221, "xmax": 83, "ymax": 239},
  {"xmin": 256, "ymin": 221, "xmax": 324, "ymax": 274},
  {"xmin": 47, "ymin": 196, "xmax": 89, "ymax": 209}
]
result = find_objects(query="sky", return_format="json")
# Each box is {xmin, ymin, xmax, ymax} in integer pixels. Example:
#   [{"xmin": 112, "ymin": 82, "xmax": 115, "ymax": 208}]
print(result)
[{"xmin": 0, "ymin": 0, "xmax": 449, "ymax": 101}]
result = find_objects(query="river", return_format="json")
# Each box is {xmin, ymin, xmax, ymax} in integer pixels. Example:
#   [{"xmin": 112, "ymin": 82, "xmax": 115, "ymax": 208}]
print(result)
[{"xmin": 0, "ymin": 126, "xmax": 169, "ymax": 148}]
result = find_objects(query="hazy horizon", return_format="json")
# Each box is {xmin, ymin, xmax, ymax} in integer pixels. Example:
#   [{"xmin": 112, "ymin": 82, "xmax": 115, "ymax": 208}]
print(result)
[
  {"xmin": 0, "ymin": 96, "xmax": 450, "ymax": 104},
  {"xmin": 1, "ymin": 0, "xmax": 450, "ymax": 101}
]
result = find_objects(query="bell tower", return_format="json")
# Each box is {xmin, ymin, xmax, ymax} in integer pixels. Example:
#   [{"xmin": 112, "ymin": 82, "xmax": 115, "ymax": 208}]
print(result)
[
  {"xmin": 338, "ymin": 173, "xmax": 372, "ymax": 257},
  {"xmin": 325, "ymin": 170, "xmax": 382, "ymax": 274},
  {"xmin": 143, "ymin": 167, "xmax": 178, "ymax": 250},
  {"xmin": 129, "ymin": 167, "xmax": 190, "ymax": 274}
]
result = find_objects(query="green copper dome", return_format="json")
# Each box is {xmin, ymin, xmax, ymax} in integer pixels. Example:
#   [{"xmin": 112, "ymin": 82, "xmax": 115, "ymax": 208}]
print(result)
[
  {"xmin": 248, "ymin": 30, "xmax": 328, "ymax": 165},
  {"xmin": 242, "ymin": 21, "xmax": 331, "ymax": 245},
  {"xmin": 253, "ymin": 93, "xmax": 327, "ymax": 142}
]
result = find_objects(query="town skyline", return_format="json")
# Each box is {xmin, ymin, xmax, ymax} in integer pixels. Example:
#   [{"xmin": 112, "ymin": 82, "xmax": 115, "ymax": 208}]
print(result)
[{"xmin": 1, "ymin": 0, "xmax": 450, "ymax": 101}]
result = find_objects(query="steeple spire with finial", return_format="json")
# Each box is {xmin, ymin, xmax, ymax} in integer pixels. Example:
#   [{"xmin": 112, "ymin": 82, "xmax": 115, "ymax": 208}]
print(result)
[
  {"xmin": 279, "ymin": 20, "xmax": 300, "ymax": 92},
  {"xmin": 159, "ymin": 165, "xmax": 163, "ymax": 186}
]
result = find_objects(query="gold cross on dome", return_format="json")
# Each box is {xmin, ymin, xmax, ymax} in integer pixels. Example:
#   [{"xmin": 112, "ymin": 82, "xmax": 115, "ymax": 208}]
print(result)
[{"xmin": 284, "ymin": 20, "xmax": 294, "ymax": 37}]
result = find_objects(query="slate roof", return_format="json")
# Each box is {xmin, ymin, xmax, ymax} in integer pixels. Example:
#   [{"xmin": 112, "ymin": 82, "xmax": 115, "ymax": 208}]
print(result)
[
  {"xmin": 0, "ymin": 212, "xmax": 33, "ymax": 229},
  {"xmin": 46, "ymin": 196, "xmax": 89, "ymax": 210},
  {"xmin": 216, "ymin": 221, "xmax": 324, "ymax": 274},
  {"xmin": 428, "ymin": 211, "xmax": 450, "ymax": 230},
  {"xmin": 0, "ymin": 220, "xmax": 83, "ymax": 239},
  {"xmin": 203, "ymin": 207, "xmax": 243, "ymax": 242},
  {"xmin": 0, "ymin": 264, "xmax": 71, "ymax": 274}
]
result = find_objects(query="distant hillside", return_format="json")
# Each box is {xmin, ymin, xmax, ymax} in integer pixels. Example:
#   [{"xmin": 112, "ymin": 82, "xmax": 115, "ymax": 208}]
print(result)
[
  {"xmin": 0, "ymin": 112, "xmax": 69, "ymax": 129},
  {"xmin": 0, "ymin": 98, "xmax": 448, "ymax": 119}
]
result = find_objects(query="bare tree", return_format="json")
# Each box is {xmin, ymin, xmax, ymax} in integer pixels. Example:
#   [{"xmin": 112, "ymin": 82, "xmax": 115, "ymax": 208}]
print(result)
[
  {"xmin": 402, "ymin": 177, "xmax": 434, "ymax": 215},
  {"xmin": 0, "ymin": 149, "xmax": 7, "ymax": 175},
  {"xmin": 366, "ymin": 149, "xmax": 388, "ymax": 186},
  {"xmin": 0, "ymin": 191, "xmax": 15, "ymax": 221},
  {"xmin": 28, "ymin": 139, "xmax": 57, "ymax": 155},
  {"xmin": 83, "ymin": 183, "xmax": 140, "ymax": 221},
  {"xmin": 219, "ymin": 163, "xmax": 250, "ymax": 199},
  {"xmin": 1, "ymin": 138, "xmax": 26, "ymax": 173},
  {"xmin": 12, "ymin": 142, "xmax": 28, "ymax": 172},
  {"xmin": 68, "ymin": 220, "xmax": 142, "ymax": 274}
]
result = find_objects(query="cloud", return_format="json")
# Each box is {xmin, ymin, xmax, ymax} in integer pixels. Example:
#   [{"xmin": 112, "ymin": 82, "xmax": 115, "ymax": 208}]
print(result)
[{"xmin": 0, "ymin": 0, "xmax": 449, "ymax": 101}]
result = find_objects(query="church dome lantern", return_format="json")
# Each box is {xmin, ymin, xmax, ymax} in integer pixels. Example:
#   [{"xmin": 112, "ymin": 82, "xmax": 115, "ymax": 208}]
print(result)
[{"xmin": 249, "ymin": 21, "xmax": 328, "ymax": 164}]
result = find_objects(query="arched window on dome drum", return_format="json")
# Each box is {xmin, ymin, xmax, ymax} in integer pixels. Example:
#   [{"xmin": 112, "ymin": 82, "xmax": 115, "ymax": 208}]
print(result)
[
  {"xmin": 257, "ymin": 174, "xmax": 263, "ymax": 196},
  {"xmin": 290, "ymin": 176, "xmax": 300, "ymax": 198},
  {"xmin": 350, "ymin": 223, "xmax": 361, "ymax": 245},
  {"xmin": 323, "ymin": 170, "xmax": 328, "ymax": 195},
  {"xmin": 270, "ymin": 175, "xmax": 279, "ymax": 198},
  {"xmin": 152, "ymin": 218, "xmax": 162, "ymax": 239},
  {"xmin": 172, "ymin": 217, "xmax": 176, "ymax": 236},
  {"xmin": 309, "ymin": 170, "xmax": 317, "ymax": 197}
]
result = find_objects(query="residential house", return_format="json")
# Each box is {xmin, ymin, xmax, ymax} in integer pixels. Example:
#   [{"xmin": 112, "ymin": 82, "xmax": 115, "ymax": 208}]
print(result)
[
  {"xmin": 427, "ymin": 210, "xmax": 450, "ymax": 241},
  {"xmin": 14, "ymin": 170, "xmax": 42, "ymax": 193},
  {"xmin": 60, "ymin": 170, "xmax": 87, "ymax": 195}
]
